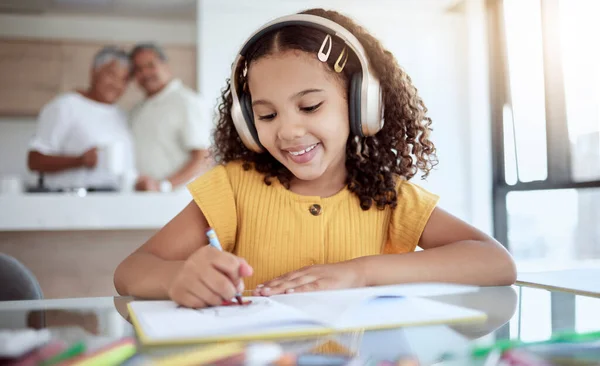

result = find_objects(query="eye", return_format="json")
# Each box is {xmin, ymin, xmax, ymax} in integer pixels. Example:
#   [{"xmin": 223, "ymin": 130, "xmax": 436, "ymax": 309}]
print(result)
[
  {"xmin": 301, "ymin": 102, "xmax": 324, "ymax": 113},
  {"xmin": 258, "ymin": 113, "xmax": 276, "ymax": 121}
]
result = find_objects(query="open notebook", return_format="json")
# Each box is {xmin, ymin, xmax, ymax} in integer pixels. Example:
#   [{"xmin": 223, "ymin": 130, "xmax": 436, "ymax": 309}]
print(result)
[{"xmin": 128, "ymin": 283, "xmax": 487, "ymax": 345}]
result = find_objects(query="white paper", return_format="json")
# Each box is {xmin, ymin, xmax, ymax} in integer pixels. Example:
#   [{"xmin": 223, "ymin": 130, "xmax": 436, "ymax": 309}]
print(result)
[{"xmin": 129, "ymin": 284, "xmax": 485, "ymax": 343}]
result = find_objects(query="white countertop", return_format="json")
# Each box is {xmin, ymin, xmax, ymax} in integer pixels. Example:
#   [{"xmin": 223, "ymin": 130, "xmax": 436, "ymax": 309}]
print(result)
[{"xmin": 0, "ymin": 191, "xmax": 193, "ymax": 231}]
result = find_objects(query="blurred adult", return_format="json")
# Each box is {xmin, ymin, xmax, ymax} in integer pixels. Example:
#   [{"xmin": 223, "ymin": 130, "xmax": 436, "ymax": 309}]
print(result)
[
  {"xmin": 129, "ymin": 43, "xmax": 212, "ymax": 192},
  {"xmin": 27, "ymin": 46, "xmax": 135, "ymax": 191}
]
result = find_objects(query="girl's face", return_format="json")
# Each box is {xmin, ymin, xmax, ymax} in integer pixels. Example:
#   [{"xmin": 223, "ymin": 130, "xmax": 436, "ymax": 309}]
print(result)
[{"xmin": 248, "ymin": 50, "xmax": 350, "ymax": 184}]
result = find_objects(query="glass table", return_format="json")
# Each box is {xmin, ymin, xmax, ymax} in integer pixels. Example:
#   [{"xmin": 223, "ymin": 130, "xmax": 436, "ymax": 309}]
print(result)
[{"xmin": 0, "ymin": 285, "xmax": 598, "ymax": 364}]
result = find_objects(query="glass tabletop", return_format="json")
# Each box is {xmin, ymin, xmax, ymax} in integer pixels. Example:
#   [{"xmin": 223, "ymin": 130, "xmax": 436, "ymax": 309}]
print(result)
[{"xmin": 0, "ymin": 285, "xmax": 598, "ymax": 364}]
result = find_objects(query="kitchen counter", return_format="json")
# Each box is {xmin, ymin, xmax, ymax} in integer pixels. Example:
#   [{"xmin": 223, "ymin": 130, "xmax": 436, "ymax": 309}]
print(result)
[{"xmin": 0, "ymin": 191, "xmax": 192, "ymax": 231}]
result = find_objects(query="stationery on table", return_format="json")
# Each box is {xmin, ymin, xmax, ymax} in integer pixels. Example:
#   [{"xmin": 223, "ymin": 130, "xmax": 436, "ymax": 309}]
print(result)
[
  {"xmin": 148, "ymin": 341, "xmax": 419, "ymax": 366},
  {"xmin": 441, "ymin": 329, "xmax": 600, "ymax": 364},
  {"xmin": 128, "ymin": 283, "xmax": 486, "ymax": 346},
  {"xmin": 63, "ymin": 337, "xmax": 136, "ymax": 366}
]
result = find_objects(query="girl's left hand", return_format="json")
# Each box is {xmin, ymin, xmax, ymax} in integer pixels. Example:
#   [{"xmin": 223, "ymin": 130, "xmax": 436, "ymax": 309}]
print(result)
[{"xmin": 252, "ymin": 261, "xmax": 366, "ymax": 296}]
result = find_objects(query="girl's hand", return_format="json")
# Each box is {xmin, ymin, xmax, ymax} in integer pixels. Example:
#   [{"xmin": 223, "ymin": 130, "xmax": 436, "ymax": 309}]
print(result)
[
  {"xmin": 253, "ymin": 261, "xmax": 366, "ymax": 296},
  {"xmin": 168, "ymin": 246, "xmax": 253, "ymax": 308}
]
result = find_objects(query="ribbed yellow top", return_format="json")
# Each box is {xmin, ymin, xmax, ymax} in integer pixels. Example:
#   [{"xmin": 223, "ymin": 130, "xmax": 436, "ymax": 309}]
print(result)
[{"xmin": 187, "ymin": 161, "xmax": 439, "ymax": 290}]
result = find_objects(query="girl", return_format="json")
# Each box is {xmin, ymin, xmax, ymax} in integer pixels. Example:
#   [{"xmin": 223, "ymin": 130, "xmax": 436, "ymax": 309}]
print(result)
[{"xmin": 114, "ymin": 8, "xmax": 516, "ymax": 309}]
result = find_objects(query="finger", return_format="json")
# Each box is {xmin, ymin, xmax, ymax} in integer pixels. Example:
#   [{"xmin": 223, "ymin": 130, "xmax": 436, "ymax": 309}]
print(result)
[
  {"xmin": 238, "ymin": 258, "xmax": 254, "ymax": 278},
  {"xmin": 201, "ymin": 269, "xmax": 237, "ymax": 301},
  {"xmin": 176, "ymin": 290, "xmax": 207, "ymax": 309},
  {"xmin": 192, "ymin": 278, "xmax": 225, "ymax": 307},
  {"xmin": 261, "ymin": 268, "xmax": 306, "ymax": 289},
  {"xmin": 265, "ymin": 274, "xmax": 318, "ymax": 296},
  {"xmin": 211, "ymin": 251, "xmax": 243, "ymax": 284},
  {"xmin": 288, "ymin": 280, "xmax": 327, "ymax": 294}
]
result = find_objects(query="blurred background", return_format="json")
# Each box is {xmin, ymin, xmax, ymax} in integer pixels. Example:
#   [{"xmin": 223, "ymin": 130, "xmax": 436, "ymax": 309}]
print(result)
[{"xmin": 0, "ymin": 0, "xmax": 599, "ymax": 340}]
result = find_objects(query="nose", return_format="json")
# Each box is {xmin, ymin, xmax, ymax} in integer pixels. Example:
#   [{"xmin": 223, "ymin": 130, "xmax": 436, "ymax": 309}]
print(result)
[{"xmin": 276, "ymin": 114, "xmax": 306, "ymax": 142}]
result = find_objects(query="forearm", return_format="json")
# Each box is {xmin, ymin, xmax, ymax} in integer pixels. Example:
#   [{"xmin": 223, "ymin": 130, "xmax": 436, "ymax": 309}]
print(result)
[
  {"xmin": 354, "ymin": 240, "xmax": 517, "ymax": 287},
  {"xmin": 114, "ymin": 251, "xmax": 184, "ymax": 299},
  {"xmin": 28, "ymin": 151, "xmax": 83, "ymax": 173},
  {"xmin": 166, "ymin": 150, "xmax": 212, "ymax": 187}
]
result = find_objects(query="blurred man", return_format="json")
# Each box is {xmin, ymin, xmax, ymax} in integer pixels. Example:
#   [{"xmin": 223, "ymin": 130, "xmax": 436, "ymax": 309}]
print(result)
[
  {"xmin": 129, "ymin": 43, "xmax": 212, "ymax": 192},
  {"xmin": 28, "ymin": 46, "xmax": 135, "ymax": 190}
]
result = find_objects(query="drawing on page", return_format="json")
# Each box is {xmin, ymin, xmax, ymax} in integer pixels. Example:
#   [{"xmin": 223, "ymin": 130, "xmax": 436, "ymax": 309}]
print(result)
[{"xmin": 195, "ymin": 298, "xmax": 274, "ymax": 318}]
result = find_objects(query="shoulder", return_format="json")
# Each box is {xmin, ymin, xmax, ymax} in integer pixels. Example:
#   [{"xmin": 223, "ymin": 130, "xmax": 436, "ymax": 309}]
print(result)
[
  {"xmin": 395, "ymin": 178, "xmax": 439, "ymax": 204},
  {"xmin": 41, "ymin": 92, "xmax": 78, "ymax": 113},
  {"xmin": 385, "ymin": 177, "xmax": 439, "ymax": 252},
  {"xmin": 38, "ymin": 92, "xmax": 80, "ymax": 124},
  {"xmin": 393, "ymin": 178, "xmax": 440, "ymax": 219},
  {"xmin": 187, "ymin": 160, "xmax": 262, "ymax": 194}
]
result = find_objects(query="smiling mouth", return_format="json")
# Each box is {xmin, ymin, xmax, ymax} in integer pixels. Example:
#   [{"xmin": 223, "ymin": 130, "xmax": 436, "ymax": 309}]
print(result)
[{"xmin": 286, "ymin": 143, "xmax": 319, "ymax": 156}]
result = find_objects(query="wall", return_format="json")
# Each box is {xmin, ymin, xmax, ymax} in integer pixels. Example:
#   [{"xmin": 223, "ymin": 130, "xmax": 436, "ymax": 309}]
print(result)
[
  {"xmin": 198, "ymin": 0, "xmax": 493, "ymax": 231},
  {"xmin": 0, "ymin": 12, "xmax": 196, "ymax": 183}
]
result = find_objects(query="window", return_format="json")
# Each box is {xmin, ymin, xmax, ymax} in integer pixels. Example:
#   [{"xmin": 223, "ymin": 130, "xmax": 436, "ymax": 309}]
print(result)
[
  {"xmin": 507, "ymin": 188, "xmax": 600, "ymax": 268},
  {"xmin": 559, "ymin": 0, "xmax": 600, "ymax": 182},
  {"xmin": 488, "ymin": 0, "xmax": 600, "ymax": 267}
]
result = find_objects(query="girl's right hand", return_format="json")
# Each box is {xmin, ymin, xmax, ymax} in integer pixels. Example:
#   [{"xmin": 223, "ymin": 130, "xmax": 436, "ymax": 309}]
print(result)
[{"xmin": 167, "ymin": 246, "xmax": 253, "ymax": 308}]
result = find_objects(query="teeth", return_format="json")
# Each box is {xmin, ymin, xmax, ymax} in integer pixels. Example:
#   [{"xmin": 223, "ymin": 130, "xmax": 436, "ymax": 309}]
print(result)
[{"xmin": 289, "ymin": 144, "xmax": 317, "ymax": 156}]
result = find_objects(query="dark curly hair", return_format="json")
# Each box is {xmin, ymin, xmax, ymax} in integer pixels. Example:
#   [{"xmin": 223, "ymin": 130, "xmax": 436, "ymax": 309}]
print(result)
[{"xmin": 213, "ymin": 8, "xmax": 437, "ymax": 210}]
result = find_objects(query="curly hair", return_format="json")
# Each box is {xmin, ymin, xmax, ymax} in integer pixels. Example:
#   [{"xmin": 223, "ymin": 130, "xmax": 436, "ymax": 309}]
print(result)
[{"xmin": 213, "ymin": 8, "xmax": 437, "ymax": 210}]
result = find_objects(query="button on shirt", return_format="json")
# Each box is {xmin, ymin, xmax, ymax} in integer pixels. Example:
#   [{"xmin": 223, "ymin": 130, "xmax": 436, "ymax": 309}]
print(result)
[
  {"xmin": 29, "ymin": 92, "xmax": 135, "ymax": 189},
  {"xmin": 130, "ymin": 79, "xmax": 213, "ymax": 181}
]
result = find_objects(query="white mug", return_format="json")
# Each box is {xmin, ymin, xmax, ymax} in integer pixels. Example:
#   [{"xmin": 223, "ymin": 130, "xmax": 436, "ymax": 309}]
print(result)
[{"xmin": 97, "ymin": 142, "xmax": 125, "ymax": 176}]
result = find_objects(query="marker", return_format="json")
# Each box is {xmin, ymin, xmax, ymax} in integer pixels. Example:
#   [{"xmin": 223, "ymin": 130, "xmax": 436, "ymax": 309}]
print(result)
[
  {"xmin": 40, "ymin": 341, "xmax": 85, "ymax": 366},
  {"xmin": 67, "ymin": 337, "xmax": 137, "ymax": 366},
  {"xmin": 206, "ymin": 228, "xmax": 244, "ymax": 305},
  {"xmin": 442, "ymin": 329, "xmax": 600, "ymax": 360}
]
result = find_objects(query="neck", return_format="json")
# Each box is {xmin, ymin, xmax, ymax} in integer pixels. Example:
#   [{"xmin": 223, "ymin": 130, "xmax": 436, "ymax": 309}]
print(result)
[
  {"xmin": 290, "ymin": 158, "xmax": 347, "ymax": 198},
  {"xmin": 80, "ymin": 88, "xmax": 109, "ymax": 104},
  {"xmin": 146, "ymin": 78, "xmax": 172, "ymax": 98}
]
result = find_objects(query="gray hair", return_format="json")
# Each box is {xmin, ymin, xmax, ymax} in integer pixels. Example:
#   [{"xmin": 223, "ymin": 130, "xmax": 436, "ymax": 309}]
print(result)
[
  {"xmin": 130, "ymin": 42, "xmax": 168, "ymax": 62},
  {"xmin": 93, "ymin": 46, "xmax": 130, "ymax": 70}
]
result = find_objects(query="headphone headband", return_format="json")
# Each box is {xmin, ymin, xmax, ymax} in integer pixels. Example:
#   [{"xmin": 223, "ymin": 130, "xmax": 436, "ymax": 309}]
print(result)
[{"xmin": 230, "ymin": 13, "xmax": 383, "ymax": 153}]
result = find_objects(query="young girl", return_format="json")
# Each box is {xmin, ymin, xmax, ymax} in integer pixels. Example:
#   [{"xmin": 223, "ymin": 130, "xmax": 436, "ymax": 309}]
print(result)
[{"xmin": 114, "ymin": 8, "xmax": 516, "ymax": 309}]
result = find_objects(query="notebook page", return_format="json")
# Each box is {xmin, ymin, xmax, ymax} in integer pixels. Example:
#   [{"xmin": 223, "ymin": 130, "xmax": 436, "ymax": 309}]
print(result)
[
  {"xmin": 129, "ymin": 297, "xmax": 323, "ymax": 342},
  {"xmin": 269, "ymin": 283, "xmax": 479, "ymax": 325},
  {"xmin": 333, "ymin": 296, "xmax": 486, "ymax": 330}
]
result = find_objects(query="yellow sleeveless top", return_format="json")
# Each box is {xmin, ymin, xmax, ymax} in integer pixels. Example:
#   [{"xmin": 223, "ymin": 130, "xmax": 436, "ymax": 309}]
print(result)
[{"xmin": 187, "ymin": 161, "xmax": 439, "ymax": 290}]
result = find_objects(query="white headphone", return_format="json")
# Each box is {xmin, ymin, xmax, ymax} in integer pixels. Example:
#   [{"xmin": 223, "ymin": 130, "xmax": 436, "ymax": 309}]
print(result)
[{"xmin": 229, "ymin": 14, "xmax": 384, "ymax": 153}]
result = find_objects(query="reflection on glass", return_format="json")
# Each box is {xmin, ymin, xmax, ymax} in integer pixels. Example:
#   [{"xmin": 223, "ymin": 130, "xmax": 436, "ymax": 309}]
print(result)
[
  {"xmin": 507, "ymin": 189, "xmax": 600, "ymax": 270},
  {"xmin": 576, "ymin": 296, "xmax": 600, "ymax": 333},
  {"xmin": 559, "ymin": 0, "xmax": 600, "ymax": 182},
  {"xmin": 512, "ymin": 288, "xmax": 552, "ymax": 342},
  {"xmin": 503, "ymin": 0, "xmax": 548, "ymax": 183}
]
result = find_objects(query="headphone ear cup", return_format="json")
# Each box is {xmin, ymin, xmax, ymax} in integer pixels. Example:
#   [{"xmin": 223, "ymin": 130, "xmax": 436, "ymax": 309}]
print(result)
[
  {"xmin": 349, "ymin": 73, "xmax": 363, "ymax": 137},
  {"xmin": 240, "ymin": 93, "xmax": 262, "ymax": 149},
  {"xmin": 241, "ymin": 93, "xmax": 254, "ymax": 125}
]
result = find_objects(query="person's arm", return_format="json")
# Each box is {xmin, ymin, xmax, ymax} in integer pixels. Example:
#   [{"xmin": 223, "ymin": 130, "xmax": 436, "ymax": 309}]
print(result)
[
  {"xmin": 114, "ymin": 201, "xmax": 209, "ymax": 298},
  {"xmin": 354, "ymin": 207, "xmax": 517, "ymax": 286},
  {"xmin": 164, "ymin": 149, "xmax": 213, "ymax": 188},
  {"xmin": 27, "ymin": 148, "xmax": 97, "ymax": 173}
]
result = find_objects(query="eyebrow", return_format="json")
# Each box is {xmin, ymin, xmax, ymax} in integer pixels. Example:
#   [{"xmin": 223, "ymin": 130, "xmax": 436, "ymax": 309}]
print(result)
[{"xmin": 252, "ymin": 88, "xmax": 324, "ymax": 107}]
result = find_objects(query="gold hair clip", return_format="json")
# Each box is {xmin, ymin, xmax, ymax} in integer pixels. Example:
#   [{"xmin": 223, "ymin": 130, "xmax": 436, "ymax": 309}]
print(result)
[
  {"xmin": 242, "ymin": 61, "xmax": 248, "ymax": 78},
  {"xmin": 318, "ymin": 34, "xmax": 332, "ymax": 62},
  {"xmin": 334, "ymin": 46, "xmax": 348, "ymax": 73}
]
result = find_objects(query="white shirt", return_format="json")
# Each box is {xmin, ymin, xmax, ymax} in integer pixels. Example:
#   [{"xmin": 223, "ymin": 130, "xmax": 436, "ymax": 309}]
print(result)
[
  {"xmin": 29, "ymin": 92, "xmax": 135, "ymax": 190},
  {"xmin": 130, "ymin": 79, "xmax": 213, "ymax": 181}
]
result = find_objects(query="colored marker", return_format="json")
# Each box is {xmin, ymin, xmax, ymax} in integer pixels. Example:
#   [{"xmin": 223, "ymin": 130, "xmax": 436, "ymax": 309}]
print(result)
[
  {"xmin": 206, "ymin": 228, "xmax": 244, "ymax": 305},
  {"xmin": 40, "ymin": 341, "xmax": 85, "ymax": 366}
]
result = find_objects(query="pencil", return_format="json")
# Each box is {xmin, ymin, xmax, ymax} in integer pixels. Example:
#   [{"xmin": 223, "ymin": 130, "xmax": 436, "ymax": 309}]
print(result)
[{"xmin": 206, "ymin": 228, "xmax": 244, "ymax": 305}]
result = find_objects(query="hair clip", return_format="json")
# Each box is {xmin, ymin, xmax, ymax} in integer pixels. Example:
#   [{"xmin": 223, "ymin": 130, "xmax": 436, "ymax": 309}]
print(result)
[
  {"xmin": 318, "ymin": 34, "xmax": 332, "ymax": 62},
  {"xmin": 242, "ymin": 61, "xmax": 248, "ymax": 78},
  {"xmin": 334, "ymin": 46, "xmax": 349, "ymax": 73}
]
